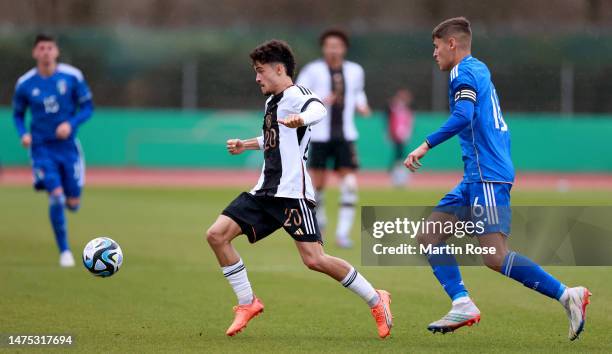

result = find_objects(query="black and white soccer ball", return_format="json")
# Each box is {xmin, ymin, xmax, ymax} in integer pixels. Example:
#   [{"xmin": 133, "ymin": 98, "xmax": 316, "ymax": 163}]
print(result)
[{"xmin": 82, "ymin": 237, "xmax": 123, "ymax": 277}]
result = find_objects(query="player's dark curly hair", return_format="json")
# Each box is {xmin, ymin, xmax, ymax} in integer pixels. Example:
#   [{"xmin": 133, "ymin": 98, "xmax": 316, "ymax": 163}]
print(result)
[
  {"xmin": 33, "ymin": 33, "xmax": 56, "ymax": 47},
  {"xmin": 319, "ymin": 28, "xmax": 350, "ymax": 48},
  {"xmin": 249, "ymin": 40, "xmax": 296, "ymax": 78}
]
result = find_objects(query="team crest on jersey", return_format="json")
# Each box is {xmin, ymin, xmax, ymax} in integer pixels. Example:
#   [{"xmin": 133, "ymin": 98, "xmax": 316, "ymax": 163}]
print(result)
[
  {"xmin": 57, "ymin": 80, "xmax": 67, "ymax": 95},
  {"xmin": 32, "ymin": 88, "xmax": 40, "ymax": 97},
  {"xmin": 265, "ymin": 114, "xmax": 272, "ymax": 128}
]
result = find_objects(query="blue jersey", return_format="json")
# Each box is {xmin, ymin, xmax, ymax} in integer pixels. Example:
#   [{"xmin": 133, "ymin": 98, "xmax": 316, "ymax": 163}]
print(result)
[
  {"xmin": 427, "ymin": 55, "xmax": 514, "ymax": 183},
  {"xmin": 12, "ymin": 63, "xmax": 94, "ymax": 145}
]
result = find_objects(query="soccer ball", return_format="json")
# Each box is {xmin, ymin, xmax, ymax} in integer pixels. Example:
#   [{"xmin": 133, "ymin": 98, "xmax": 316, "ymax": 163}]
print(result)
[{"xmin": 82, "ymin": 237, "xmax": 123, "ymax": 277}]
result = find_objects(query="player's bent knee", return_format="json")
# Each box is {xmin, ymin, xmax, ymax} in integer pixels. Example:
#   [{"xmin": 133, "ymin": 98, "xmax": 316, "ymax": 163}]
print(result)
[
  {"xmin": 50, "ymin": 187, "xmax": 64, "ymax": 196},
  {"xmin": 482, "ymin": 253, "xmax": 505, "ymax": 272},
  {"xmin": 205, "ymin": 227, "xmax": 219, "ymax": 245},
  {"xmin": 206, "ymin": 226, "xmax": 228, "ymax": 247},
  {"xmin": 302, "ymin": 254, "xmax": 326, "ymax": 272},
  {"xmin": 66, "ymin": 198, "xmax": 80, "ymax": 212},
  {"xmin": 49, "ymin": 193, "xmax": 66, "ymax": 206}
]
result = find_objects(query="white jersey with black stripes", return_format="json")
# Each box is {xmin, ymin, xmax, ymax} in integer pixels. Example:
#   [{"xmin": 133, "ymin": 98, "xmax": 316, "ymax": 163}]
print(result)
[{"xmin": 250, "ymin": 85, "xmax": 326, "ymax": 202}]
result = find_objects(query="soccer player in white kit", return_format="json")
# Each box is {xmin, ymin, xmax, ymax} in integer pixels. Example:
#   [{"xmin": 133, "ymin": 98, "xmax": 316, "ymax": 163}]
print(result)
[
  {"xmin": 205, "ymin": 40, "xmax": 392, "ymax": 339},
  {"xmin": 296, "ymin": 29, "xmax": 371, "ymax": 248}
]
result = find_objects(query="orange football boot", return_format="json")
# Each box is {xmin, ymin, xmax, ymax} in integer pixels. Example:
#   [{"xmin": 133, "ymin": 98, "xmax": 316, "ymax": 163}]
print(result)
[
  {"xmin": 370, "ymin": 290, "xmax": 393, "ymax": 339},
  {"xmin": 226, "ymin": 297, "xmax": 264, "ymax": 336}
]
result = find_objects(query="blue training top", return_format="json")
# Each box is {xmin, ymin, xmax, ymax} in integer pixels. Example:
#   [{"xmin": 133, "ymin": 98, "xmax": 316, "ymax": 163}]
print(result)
[{"xmin": 12, "ymin": 63, "xmax": 94, "ymax": 145}]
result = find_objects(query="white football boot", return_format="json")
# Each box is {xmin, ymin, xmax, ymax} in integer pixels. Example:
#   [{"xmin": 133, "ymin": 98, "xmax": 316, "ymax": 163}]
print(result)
[
  {"xmin": 59, "ymin": 250, "xmax": 75, "ymax": 267},
  {"xmin": 427, "ymin": 296, "xmax": 481, "ymax": 334},
  {"xmin": 560, "ymin": 286, "xmax": 592, "ymax": 341}
]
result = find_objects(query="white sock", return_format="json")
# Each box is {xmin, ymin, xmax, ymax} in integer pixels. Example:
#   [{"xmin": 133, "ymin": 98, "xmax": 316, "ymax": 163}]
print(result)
[
  {"xmin": 222, "ymin": 258, "xmax": 253, "ymax": 305},
  {"xmin": 341, "ymin": 267, "xmax": 379, "ymax": 308},
  {"xmin": 451, "ymin": 296, "xmax": 479, "ymax": 313},
  {"xmin": 558, "ymin": 288, "xmax": 569, "ymax": 304},
  {"xmin": 336, "ymin": 206, "xmax": 356, "ymax": 240},
  {"xmin": 315, "ymin": 190, "xmax": 327, "ymax": 231},
  {"xmin": 336, "ymin": 175, "xmax": 357, "ymax": 240}
]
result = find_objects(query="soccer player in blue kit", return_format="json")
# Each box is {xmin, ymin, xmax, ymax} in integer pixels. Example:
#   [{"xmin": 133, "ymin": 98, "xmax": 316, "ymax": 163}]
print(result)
[
  {"xmin": 12, "ymin": 34, "xmax": 94, "ymax": 267},
  {"xmin": 404, "ymin": 18, "xmax": 591, "ymax": 340}
]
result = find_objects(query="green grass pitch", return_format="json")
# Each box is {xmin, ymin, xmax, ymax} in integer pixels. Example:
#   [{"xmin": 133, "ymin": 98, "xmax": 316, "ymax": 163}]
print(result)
[{"xmin": 1, "ymin": 186, "xmax": 611, "ymax": 353}]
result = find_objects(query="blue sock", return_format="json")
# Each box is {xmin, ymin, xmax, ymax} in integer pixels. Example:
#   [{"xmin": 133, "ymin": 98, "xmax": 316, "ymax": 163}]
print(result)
[
  {"xmin": 49, "ymin": 194, "xmax": 69, "ymax": 253},
  {"xmin": 427, "ymin": 243, "xmax": 468, "ymax": 301},
  {"xmin": 502, "ymin": 251, "xmax": 566, "ymax": 300}
]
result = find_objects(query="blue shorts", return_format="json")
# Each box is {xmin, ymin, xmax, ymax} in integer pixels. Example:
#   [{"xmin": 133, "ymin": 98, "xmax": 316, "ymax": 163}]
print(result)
[
  {"xmin": 30, "ymin": 139, "xmax": 85, "ymax": 198},
  {"xmin": 435, "ymin": 181, "xmax": 512, "ymax": 236}
]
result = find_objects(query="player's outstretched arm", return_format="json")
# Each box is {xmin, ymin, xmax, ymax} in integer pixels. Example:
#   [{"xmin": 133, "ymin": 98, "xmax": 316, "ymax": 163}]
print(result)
[
  {"xmin": 425, "ymin": 99, "xmax": 474, "ymax": 148},
  {"xmin": 278, "ymin": 115, "xmax": 304, "ymax": 128},
  {"xmin": 405, "ymin": 100, "xmax": 474, "ymax": 172},
  {"xmin": 279, "ymin": 101, "xmax": 327, "ymax": 128},
  {"xmin": 226, "ymin": 137, "xmax": 262, "ymax": 155},
  {"xmin": 404, "ymin": 142, "xmax": 429, "ymax": 172}
]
